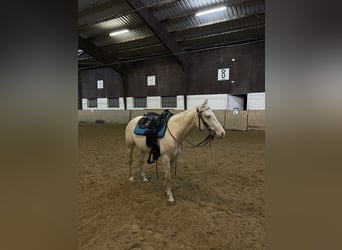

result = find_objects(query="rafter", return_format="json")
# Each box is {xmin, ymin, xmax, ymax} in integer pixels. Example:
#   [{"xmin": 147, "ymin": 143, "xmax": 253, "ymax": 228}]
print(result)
[
  {"xmin": 146, "ymin": 0, "xmax": 180, "ymax": 9},
  {"xmin": 126, "ymin": 0, "xmax": 184, "ymax": 67},
  {"xmin": 79, "ymin": 0, "xmax": 180, "ymax": 28},
  {"xmin": 78, "ymin": 36, "xmax": 122, "ymax": 74},
  {"xmin": 102, "ymin": 36, "xmax": 160, "ymax": 52},
  {"xmin": 172, "ymin": 13, "xmax": 265, "ymax": 40}
]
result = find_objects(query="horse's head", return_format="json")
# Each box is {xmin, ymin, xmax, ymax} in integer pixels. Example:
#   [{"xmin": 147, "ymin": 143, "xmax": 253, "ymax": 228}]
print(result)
[{"xmin": 196, "ymin": 99, "xmax": 225, "ymax": 139}]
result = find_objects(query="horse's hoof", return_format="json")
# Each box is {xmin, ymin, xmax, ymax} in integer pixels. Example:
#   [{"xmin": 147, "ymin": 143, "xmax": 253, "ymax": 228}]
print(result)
[
  {"xmin": 128, "ymin": 176, "xmax": 134, "ymax": 182},
  {"xmin": 142, "ymin": 177, "xmax": 148, "ymax": 182},
  {"xmin": 167, "ymin": 199, "xmax": 175, "ymax": 205}
]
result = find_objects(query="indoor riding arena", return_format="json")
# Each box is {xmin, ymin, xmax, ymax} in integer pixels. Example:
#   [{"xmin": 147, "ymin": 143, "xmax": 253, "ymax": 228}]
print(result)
[{"xmin": 78, "ymin": 0, "xmax": 265, "ymax": 249}]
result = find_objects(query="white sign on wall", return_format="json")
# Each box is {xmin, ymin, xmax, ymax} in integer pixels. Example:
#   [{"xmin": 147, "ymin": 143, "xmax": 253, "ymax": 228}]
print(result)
[
  {"xmin": 233, "ymin": 108, "xmax": 239, "ymax": 115},
  {"xmin": 147, "ymin": 75, "xmax": 156, "ymax": 86},
  {"xmin": 217, "ymin": 68, "xmax": 230, "ymax": 81},
  {"xmin": 97, "ymin": 80, "xmax": 104, "ymax": 89}
]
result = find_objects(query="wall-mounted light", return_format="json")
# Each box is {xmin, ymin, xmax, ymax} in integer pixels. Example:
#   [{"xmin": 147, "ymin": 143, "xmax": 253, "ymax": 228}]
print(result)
[
  {"xmin": 195, "ymin": 6, "xmax": 227, "ymax": 17},
  {"xmin": 109, "ymin": 29, "xmax": 129, "ymax": 36}
]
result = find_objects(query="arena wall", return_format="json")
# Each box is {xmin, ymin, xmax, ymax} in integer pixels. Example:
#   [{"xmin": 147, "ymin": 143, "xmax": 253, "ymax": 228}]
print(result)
[
  {"xmin": 78, "ymin": 110, "xmax": 130, "ymax": 124},
  {"xmin": 78, "ymin": 110, "xmax": 265, "ymax": 130},
  {"xmin": 226, "ymin": 111, "xmax": 248, "ymax": 131},
  {"xmin": 247, "ymin": 110, "xmax": 265, "ymax": 129},
  {"xmin": 80, "ymin": 94, "xmax": 252, "ymax": 111},
  {"xmin": 78, "ymin": 41, "xmax": 265, "ymax": 130}
]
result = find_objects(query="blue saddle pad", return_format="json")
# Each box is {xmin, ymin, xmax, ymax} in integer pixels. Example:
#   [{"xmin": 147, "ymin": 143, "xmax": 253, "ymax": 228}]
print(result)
[{"xmin": 134, "ymin": 111, "xmax": 173, "ymax": 138}]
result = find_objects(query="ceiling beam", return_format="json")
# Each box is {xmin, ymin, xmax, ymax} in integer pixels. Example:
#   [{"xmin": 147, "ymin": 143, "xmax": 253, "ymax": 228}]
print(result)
[
  {"xmin": 102, "ymin": 36, "xmax": 160, "ymax": 52},
  {"xmin": 172, "ymin": 13, "xmax": 265, "ymax": 40},
  {"xmin": 79, "ymin": 0, "xmax": 179, "ymax": 28},
  {"xmin": 110, "ymin": 44, "xmax": 166, "ymax": 59},
  {"xmin": 181, "ymin": 38, "xmax": 265, "ymax": 52},
  {"xmin": 180, "ymin": 28, "xmax": 264, "ymax": 50},
  {"xmin": 78, "ymin": 36, "xmax": 112, "ymax": 63},
  {"xmin": 78, "ymin": 36, "xmax": 122, "ymax": 73},
  {"xmin": 126, "ymin": 0, "xmax": 184, "ymax": 67},
  {"xmin": 146, "ymin": 0, "xmax": 180, "ymax": 9},
  {"xmin": 180, "ymin": 24, "xmax": 265, "ymax": 43}
]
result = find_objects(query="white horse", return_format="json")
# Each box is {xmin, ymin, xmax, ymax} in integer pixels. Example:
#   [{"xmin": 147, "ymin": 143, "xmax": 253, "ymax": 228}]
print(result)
[{"xmin": 125, "ymin": 99, "xmax": 225, "ymax": 203}]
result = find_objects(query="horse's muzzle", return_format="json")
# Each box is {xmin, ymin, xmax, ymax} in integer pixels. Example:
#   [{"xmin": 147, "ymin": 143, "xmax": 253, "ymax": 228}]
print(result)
[{"xmin": 214, "ymin": 129, "xmax": 225, "ymax": 139}]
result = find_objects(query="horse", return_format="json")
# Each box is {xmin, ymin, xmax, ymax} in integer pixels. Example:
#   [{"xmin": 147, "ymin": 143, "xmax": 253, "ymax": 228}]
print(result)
[{"xmin": 125, "ymin": 99, "xmax": 225, "ymax": 203}]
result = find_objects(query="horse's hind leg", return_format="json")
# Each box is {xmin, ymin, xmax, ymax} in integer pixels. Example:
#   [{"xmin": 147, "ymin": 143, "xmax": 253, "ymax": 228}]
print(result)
[
  {"xmin": 138, "ymin": 150, "xmax": 148, "ymax": 182},
  {"xmin": 127, "ymin": 146, "xmax": 134, "ymax": 182}
]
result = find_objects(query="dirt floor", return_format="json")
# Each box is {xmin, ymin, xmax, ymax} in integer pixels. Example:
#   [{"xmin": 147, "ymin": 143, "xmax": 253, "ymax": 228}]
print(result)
[{"xmin": 78, "ymin": 123, "xmax": 265, "ymax": 250}]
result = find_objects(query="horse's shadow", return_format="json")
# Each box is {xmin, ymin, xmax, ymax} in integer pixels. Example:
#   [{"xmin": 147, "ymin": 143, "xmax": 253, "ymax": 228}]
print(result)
[
  {"xmin": 142, "ymin": 168, "xmax": 263, "ymax": 217},
  {"xmin": 177, "ymin": 177, "xmax": 232, "ymax": 210},
  {"xmin": 144, "ymin": 168, "xmax": 223, "ymax": 206}
]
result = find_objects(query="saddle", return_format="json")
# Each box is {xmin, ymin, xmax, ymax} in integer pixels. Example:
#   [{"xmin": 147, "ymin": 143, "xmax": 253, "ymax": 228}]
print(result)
[{"xmin": 134, "ymin": 110, "xmax": 173, "ymax": 164}]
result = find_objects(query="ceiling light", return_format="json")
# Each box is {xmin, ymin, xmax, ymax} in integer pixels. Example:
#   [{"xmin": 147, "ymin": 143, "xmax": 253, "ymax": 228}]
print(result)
[
  {"xmin": 195, "ymin": 6, "xmax": 227, "ymax": 16},
  {"xmin": 109, "ymin": 29, "xmax": 129, "ymax": 36}
]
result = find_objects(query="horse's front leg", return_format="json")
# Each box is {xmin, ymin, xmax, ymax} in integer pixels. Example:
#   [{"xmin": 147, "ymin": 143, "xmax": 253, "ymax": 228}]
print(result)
[
  {"xmin": 162, "ymin": 155, "xmax": 174, "ymax": 203},
  {"xmin": 138, "ymin": 150, "xmax": 148, "ymax": 182}
]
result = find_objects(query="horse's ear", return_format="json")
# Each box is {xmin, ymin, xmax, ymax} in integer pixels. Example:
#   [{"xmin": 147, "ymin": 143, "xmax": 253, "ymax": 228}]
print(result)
[{"xmin": 198, "ymin": 99, "xmax": 208, "ymax": 109}]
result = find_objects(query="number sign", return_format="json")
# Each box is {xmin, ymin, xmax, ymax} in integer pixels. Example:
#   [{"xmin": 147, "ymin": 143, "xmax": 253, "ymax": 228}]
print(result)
[{"xmin": 218, "ymin": 68, "xmax": 230, "ymax": 81}]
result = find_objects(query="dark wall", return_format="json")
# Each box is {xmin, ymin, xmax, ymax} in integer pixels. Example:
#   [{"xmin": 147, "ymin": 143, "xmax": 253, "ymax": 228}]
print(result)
[
  {"xmin": 78, "ymin": 41, "xmax": 264, "ymax": 104},
  {"xmin": 123, "ymin": 57, "xmax": 185, "ymax": 97},
  {"xmin": 185, "ymin": 41, "xmax": 265, "ymax": 94},
  {"xmin": 79, "ymin": 67, "xmax": 123, "ymax": 98}
]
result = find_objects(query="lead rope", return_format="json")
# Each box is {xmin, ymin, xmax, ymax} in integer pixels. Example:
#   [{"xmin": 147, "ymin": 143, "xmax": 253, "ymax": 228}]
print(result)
[
  {"xmin": 155, "ymin": 161, "xmax": 159, "ymax": 180},
  {"xmin": 167, "ymin": 126, "xmax": 214, "ymax": 148}
]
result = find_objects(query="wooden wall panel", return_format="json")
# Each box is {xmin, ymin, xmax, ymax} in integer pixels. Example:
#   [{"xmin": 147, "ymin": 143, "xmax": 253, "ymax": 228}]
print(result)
[
  {"xmin": 78, "ymin": 110, "xmax": 131, "ymax": 124},
  {"xmin": 78, "ymin": 109, "xmax": 265, "ymax": 131},
  {"xmin": 248, "ymin": 110, "xmax": 265, "ymax": 129},
  {"xmin": 226, "ymin": 111, "xmax": 248, "ymax": 131}
]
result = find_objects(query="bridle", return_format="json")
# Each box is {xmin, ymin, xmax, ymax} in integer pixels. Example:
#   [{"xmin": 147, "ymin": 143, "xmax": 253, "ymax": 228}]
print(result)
[
  {"xmin": 167, "ymin": 107, "xmax": 216, "ymax": 148},
  {"xmin": 197, "ymin": 107, "xmax": 213, "ymax": 133}
]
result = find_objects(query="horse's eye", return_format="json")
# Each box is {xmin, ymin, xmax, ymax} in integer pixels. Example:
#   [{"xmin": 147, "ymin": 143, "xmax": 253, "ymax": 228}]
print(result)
[{"xmin": 205, "ymin": 115, "xmax": 211, "ymax": 119}]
